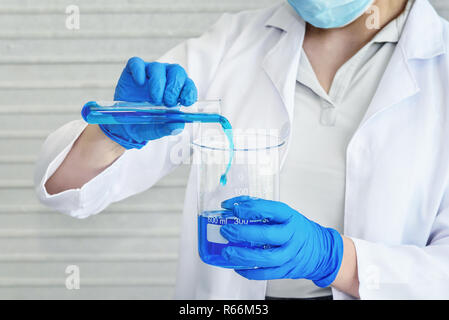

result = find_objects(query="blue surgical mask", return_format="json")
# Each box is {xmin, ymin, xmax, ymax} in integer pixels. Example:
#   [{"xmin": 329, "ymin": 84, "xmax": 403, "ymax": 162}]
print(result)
[{"xmin": 288, "ymin": 0, "xmax": 375, "ymax": 29}]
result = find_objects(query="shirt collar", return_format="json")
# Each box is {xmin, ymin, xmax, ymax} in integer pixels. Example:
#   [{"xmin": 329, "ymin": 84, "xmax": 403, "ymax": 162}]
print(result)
[{"xmin": 371, "ymin": 0, "xmax": 415, "ymax": 44}]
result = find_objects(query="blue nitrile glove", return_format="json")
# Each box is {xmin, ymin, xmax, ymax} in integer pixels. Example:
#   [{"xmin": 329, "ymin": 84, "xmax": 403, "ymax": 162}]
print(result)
[
  {"xmin": 219, "ymin": 196, "xmax": 344, "ymax": 288},
  {"xmin": 99, "ymin": 57, "xmax": 198, "ymax": 149}
]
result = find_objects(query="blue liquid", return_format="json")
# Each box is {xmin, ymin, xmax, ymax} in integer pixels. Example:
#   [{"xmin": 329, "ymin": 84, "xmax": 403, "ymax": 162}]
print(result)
[
  {"xmin": 82, "ymin": 101, "xmax": 234, "ymax": 185},
  {"xmin": 198, "ymin": 210, "xmax": 267, "ymax": 269},
  {"xmin": 219, "ymin": 125, "xmax": 234, "ymax": 186}
]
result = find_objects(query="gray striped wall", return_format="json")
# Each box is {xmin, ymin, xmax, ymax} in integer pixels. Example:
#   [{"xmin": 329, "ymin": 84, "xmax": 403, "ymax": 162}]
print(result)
[{"xmin": 0, "ymin": 0, "xmax": 447, "ymax": 299}]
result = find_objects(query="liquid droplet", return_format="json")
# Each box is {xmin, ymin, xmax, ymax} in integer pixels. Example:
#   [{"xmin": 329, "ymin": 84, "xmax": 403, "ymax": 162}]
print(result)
[{"xmin": 220, "ymin": 174, "xmax": 227, "ymax": 186}]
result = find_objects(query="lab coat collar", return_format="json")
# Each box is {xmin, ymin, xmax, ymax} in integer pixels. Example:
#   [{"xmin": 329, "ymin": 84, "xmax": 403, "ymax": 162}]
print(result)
[
  {"xmin": 399, "ymin": 0, "xmax": 446, "ymax": 60},
  {"xmin": 265, "ymin": 0, "xmax": 446, "ymax": 60},
  {"xmin": 261, "ymin": 0, "xmax": 447, "ymax": 139},
  {"xmin": 265, "ymin": 2, "xmax": 304, "ymax": 33},
  {"xmin": 359, "ymin": 0, "xmax": 445, "ymax": 126},
  {"xmin": 262, "ymin": 3, "xmax": 306, "ymax": 136}
]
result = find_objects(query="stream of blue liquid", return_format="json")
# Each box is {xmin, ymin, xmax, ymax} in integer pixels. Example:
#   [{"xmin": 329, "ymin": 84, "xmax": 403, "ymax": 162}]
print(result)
[{"xmin": 82, "ymin": 102, "xmax": 234, "ymax": 185}]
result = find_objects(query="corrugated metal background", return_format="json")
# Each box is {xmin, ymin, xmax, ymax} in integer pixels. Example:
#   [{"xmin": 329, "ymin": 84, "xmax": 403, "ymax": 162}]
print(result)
[{"xmin": 0, "ymin": 0, "xmax": 447, "ymax": 299}]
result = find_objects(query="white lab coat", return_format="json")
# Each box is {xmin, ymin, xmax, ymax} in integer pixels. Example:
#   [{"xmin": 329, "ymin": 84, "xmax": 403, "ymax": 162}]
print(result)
[{"xmin": 35, "ymin": 0, "xmax": 449, "ymax": 299}]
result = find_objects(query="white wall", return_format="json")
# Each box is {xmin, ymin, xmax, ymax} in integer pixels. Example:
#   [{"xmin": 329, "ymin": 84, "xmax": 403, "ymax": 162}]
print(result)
[
  {"xmin": 0, "ymin": 0, "xmax": 447, "ymax": 299},
  {"xmin": 0, "ymin": 0, "xmax": 278, "ymax": 300}
]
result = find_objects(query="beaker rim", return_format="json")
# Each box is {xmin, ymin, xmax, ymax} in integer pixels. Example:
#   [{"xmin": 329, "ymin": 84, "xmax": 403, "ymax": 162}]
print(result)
[{"xmin": 192, "ymin": 133, "xmax": 286, "ymax": 152}]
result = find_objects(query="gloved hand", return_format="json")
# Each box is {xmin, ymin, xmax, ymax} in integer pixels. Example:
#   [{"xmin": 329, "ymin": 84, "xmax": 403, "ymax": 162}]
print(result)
[
  {"xmin": 99, "ymin": 57, "xmax": 198, "ymax": 149},
  {"xmin": 219, "ymin": 196, "xmax": 344, "ymax": 288}
]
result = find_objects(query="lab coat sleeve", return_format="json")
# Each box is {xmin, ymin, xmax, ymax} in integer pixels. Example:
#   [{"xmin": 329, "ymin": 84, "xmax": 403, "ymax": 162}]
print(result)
[
  {"xmin": 34, "ymin": 13, "xmax": 237, "ymax": 219},
  {"xmin": 350, "ymin": 190, "xmax": 449, "ymax": 299},
  {"xmin": 156, "ymin": 12, "xmax": 238, "ymax": 97},
  {"xmin": 34, "ymin": 119, "xmax": 191, "ymax": 219}
]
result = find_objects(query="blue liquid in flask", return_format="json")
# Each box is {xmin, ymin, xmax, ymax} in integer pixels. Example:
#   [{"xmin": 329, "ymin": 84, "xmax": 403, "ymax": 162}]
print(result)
[
  {"xmin": 198, "ymin": 210, "xmax": 267, "ymax": 269},
  {"xmin": 82, "ymin": 101, "xmax": 234, "ymax": 185}
]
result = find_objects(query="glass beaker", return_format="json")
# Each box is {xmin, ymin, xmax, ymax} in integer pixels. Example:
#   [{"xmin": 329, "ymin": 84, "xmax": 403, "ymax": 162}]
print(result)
[{"xmin": 192, "ymin": 130, "xmax": 285, "ymax": 269}]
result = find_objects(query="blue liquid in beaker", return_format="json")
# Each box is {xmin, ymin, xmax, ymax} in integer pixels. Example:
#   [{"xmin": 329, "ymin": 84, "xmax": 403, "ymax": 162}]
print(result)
[
  {"xmin": 198, "ymin": 210, "xmax": 266, "ymax": 269},
  {"xmin": 82, "ymin": 102, "xmax": 234, "ymax": 185}
]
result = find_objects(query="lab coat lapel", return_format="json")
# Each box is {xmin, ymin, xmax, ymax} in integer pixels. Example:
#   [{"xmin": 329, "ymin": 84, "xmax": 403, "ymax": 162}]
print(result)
[
  {"xmin": 358, "ymin": 46, "xmax": 419, "ymax": 127},
  {"xmin": 262, "ymin": 4, "xmax": 306, "ymax": 135},
  {"xmin": 358, "ymin": 0, "xmax": 445, "ymax": 128},
  {"xmin": 343, "ymin": 0, "xmax": 446, "ymax": 241}
]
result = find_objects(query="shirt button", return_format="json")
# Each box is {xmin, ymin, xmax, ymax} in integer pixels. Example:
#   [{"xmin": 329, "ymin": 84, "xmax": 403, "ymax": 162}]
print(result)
[{"xmin": 320, "ymin": 100, "xmax": 337, "ymax": 126}]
